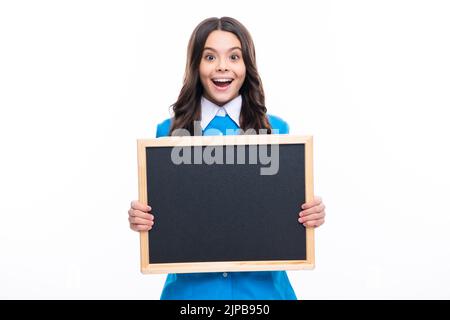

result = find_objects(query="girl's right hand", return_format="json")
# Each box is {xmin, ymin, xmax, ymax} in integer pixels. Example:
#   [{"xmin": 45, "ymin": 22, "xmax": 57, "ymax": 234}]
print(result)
[{"xmin": 128, "ymin": 200, "xmax": 154, "ymax": 232}]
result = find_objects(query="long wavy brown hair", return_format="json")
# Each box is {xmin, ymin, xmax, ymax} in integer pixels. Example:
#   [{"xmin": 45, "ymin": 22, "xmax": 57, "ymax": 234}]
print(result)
[{"xmin": 169, "ymin": 17, "xmax": 272, "ymax": 135}]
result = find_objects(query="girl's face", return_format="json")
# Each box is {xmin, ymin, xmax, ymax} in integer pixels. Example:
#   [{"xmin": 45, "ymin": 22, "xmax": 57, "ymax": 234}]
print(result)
[{"xmin": 199, "ymin": 30, "xmax": 246, "ymax": 106}]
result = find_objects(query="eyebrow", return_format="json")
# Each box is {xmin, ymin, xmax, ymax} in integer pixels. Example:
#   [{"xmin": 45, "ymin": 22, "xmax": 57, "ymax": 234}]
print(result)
[{"xmin": 203, "ymin": 46, "xmax": 242, "ymax": 53}]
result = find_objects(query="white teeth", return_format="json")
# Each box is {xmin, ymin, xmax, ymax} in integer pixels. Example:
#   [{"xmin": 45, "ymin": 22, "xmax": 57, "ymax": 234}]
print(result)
[{"xmin": 213, "ymin": 79, "xmax": 233, "ymax": 82}]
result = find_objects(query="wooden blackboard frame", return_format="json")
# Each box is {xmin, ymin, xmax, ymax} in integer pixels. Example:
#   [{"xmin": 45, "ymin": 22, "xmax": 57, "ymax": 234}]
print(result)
[{"xmin": 137, "ymin": 134, "xmax": 314, "ymax": 274}]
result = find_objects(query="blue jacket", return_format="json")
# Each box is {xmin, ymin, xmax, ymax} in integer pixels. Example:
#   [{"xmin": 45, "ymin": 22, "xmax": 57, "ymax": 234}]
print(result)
[{"xmin": 155, "ymin": 114, "xmax": 297, "ymax": 300}]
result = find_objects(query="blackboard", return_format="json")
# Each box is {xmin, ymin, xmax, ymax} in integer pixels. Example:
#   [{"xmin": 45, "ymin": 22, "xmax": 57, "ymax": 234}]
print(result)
[{"xmin": 137, "ymin": 135, "xmax": 314, "ymax": 274}]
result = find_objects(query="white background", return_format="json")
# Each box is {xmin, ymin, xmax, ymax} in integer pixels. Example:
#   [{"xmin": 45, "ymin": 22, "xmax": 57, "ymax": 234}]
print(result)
[{"xmin": 1, "ymin": 0, "xmax": 449, "ymax": 299}]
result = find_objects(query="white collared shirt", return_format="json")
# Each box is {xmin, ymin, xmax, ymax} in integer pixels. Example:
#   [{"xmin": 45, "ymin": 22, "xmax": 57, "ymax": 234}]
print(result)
[{"xmin": 200, "ymin": 95, "xmax": 242, "ymax": 130}]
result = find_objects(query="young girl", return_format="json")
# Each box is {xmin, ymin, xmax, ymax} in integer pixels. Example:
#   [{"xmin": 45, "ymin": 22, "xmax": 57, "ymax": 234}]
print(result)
[{"xmin": 128, "ymin": 17, "xmax": 326, "ymax": 300}]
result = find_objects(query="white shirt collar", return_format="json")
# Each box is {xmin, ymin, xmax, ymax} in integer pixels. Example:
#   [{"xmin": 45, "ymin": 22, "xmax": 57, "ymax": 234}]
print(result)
[{"xmin": 200, "ymin": 95, "xmax": 242, "ymax": 130}]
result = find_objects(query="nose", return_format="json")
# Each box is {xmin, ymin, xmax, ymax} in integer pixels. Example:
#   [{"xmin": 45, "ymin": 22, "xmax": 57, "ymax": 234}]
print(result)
[{"xmin": 216, "ymin": 58, "xmax": 229, "ymax": 72}]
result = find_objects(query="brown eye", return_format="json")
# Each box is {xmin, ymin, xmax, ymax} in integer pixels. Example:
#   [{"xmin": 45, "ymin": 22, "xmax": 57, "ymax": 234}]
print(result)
[{"xmin": 230, "ymin": 54, "xmax": 240, "ymax": 61}]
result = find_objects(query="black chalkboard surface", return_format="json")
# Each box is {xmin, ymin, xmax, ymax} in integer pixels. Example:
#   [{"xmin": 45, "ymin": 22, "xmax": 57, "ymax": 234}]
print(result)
[{"xmin": 137, "ymin": 135, "xmax": 314, "ymax": 274}]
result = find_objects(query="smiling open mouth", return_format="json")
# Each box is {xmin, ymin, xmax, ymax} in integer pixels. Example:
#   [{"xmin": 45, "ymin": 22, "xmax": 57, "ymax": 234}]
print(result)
[{"xmin": 212, "ymin": 78, "xmax": 234, "ymax": 88}]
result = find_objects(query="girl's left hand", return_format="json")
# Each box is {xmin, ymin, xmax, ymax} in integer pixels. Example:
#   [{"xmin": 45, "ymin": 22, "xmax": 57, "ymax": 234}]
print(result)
[{"xmin": 298, "ymin": 196, "xmax": 326, "ymax": 228}]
